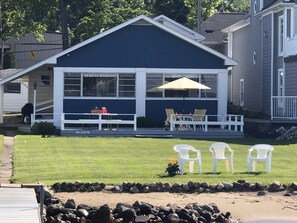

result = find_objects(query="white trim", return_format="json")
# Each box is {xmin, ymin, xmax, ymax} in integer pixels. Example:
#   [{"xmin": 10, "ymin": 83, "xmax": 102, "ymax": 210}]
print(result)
[
  {"xmin": 260, "ymin": 2, "xmax": 295, "ymax": 17},
  {"xmin": 53, "ymin": 67, "xmax": 64, "ymax": 128},
  {"xmin": 0, "ymin": 15, "xmax": 237, "ymax": 86},
  {"xmin": 135, "ymin": 70, "xmax": 146, "ymax": 117},
  {"xmin": 57, "ymin": 67, "xmax": 227, "ymax": 74},
  {"xmin": 254, "ymin": 1, "xmax": 258, "ymax": 15},
  {"xmin": 217, "ymin": 70, "xmax": 228, "ymax": 118}
]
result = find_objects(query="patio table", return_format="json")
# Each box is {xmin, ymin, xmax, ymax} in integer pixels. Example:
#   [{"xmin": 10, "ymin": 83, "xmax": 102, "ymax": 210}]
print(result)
[{"xmin": 174, "ymin": 114, "xmax": 193, "ymax": 131}]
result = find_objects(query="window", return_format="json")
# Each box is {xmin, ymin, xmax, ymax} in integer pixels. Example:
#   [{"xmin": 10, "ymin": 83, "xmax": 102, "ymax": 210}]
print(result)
[
  {"xmin": 4, "ymin": 83, "xmax": 21, "ymax": 94},
  {"xmin": 118, "ymin": 74, "xmax": 135, "ymax": 97},
  {"xmin": 64, "ymin": 73, "xmax": 81, "ymax": 96},
  {"xmin": 40, "ymin": 75, "xmax": 50, "ymax": 86},
  {"xmin": 83, "ymin": 73, "xmax": 117, "ymax": 97},
  {"xmin": 64, "ymin": 72, "xmax": 135, "ymax": 97},
  {"xmin": 278, "ymin": 16, "xmax": 284, "ymax": 56},
  {"xmin": 277, "ymin": 69, "xmax": 284, "ymax": 107},
  {"xmin": 287, "ymin": 9, "xmax": 292, "ymax": 38},
  {"xmin": 253, "ymin": 51, "xmax": 257, "ymax": 65},
  {"xmin": 146, "ymin": 73, "xmax": 216, "ymax": 98},
  {"xmin": 240, "ymin": 79, "xmax": 244, "ymax": 107},
  {"xmin": 146, "ymin": 74, "xmax": 163, "ymax": 97}
]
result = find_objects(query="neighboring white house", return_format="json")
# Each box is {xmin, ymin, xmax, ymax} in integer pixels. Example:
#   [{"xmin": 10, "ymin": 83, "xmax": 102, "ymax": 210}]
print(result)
[{"xmin": 0, "ymin": 69, "xmax": 27, "ymax": 112}]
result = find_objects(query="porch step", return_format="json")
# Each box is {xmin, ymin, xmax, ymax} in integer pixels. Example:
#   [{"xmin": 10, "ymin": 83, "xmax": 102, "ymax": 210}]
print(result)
[{"xmin": 135, "ymin": 134, "xmax": 173, "ymax": 138}]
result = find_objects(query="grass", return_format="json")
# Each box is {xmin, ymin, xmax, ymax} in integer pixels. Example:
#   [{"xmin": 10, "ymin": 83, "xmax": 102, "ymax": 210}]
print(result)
[{"xmin": 12, "ymin": 135, "xmax": 297, "ymax": 186}]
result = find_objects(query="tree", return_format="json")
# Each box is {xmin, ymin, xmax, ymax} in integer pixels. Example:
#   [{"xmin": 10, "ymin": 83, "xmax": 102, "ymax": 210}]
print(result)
[
  {"xmin": 153, "ymin": 0, "xmax": 190, "ymax": 25},
  {"xmin": 184, "ymin": 0, "xmax": 224, "ymax": 29},
  {"xmin": 218, "ymin": 0, "xmax": 250, "ymax": 13}
]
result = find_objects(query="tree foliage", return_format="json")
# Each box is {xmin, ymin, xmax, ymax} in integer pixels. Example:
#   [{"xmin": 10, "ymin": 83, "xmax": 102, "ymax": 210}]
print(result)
[{"xmin": 0, "ymin": 0, "xmax": 250, "ymax": 48}]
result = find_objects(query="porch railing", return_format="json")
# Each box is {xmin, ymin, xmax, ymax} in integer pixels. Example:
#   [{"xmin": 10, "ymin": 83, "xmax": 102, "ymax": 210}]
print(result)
[
  {"xmin": 30, "ymin": 113, "xmax": 55, "ymax": 127},
  {"xmin": 170, "ymin": 114, "xmax": 244, "ymax": 132},
  {"xmin": 61, "ymin": 113, "xmax": 137, "ymax": 131},
  {"xmin": 36, "ymin": 99, "xmax": 53, "ymax": 113},
  {"xmin": 272, "ymin": 96, "xmax": 297, "ymax": 119}
]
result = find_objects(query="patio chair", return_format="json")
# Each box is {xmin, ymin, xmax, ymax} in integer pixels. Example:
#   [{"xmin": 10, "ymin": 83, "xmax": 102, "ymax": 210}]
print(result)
[
  {"xmin": 209, "ymin": 142, "xmax": 234, "ymax": 173},
  {"xmin": 192, "ymin": 109, "xmax": 207, "ymax": 131},
  {"xmin": 173, "ymin": 144, "xmax": 202, "ymax": 174},
  {"xmin": 247, "ymin": 144, "xmax": 273, "ymax": 173},
  {"xmin": 165, "ymin": 109, "xmax": 175, "ymax": 122}
]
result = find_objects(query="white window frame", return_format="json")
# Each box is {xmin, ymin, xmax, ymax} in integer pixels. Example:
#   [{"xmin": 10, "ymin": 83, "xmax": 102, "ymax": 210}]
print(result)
[
  {"xmin": 278, "ymin": 15, "xmax": 284, "ymax": 56},
  {"xmin": 277, "ymin": 69, "xmax": 285, "ymax": 108},
  {"xmin": 240, "ymin": 79, "xmax": 244, "ymax": 107}
]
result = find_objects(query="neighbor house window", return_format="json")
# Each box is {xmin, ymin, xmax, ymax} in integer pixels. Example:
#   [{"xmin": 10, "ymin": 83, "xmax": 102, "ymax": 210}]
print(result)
[
  {"xmin": 64, "ymin": 73, "xmax": 81, "ymax": 97},
  {"xmin": 4, "ymin": 83, "xmax": 21, "ymax": 94},
  {"xmin": 240, "ymin": 79, "xmax": 244, "ymax": 106},
  {"xmin": 287, "ymin": 9, "xmax": 292, "ymax": 38},
  {"xmin": 40, "ymin": 75, "xmax": 50, "ymax": 86},
  {"xmin": 278, "ymin": 15, "xmax": 284, "ymax": 56},
  {"xmin": 277, "ymin": 69, "xmax": 284, "ymax": 107}
]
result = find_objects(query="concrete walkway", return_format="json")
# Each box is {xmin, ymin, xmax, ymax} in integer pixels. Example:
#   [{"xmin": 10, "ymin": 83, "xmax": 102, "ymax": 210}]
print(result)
[{"xmin": 0, "ymin": 131, "xmax": 14, "ymax": 184}]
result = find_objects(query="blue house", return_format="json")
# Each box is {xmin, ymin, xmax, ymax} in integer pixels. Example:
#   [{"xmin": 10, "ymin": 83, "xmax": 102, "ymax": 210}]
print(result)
[{"xmin": 0, "ymin": 15, "xmax": 236, "ymax": 129}]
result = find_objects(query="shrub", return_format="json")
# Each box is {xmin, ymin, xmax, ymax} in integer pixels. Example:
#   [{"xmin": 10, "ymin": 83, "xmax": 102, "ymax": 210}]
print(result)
[{"xmin": 31, "ymin": 122, "xmax": 56, "ymax": 135}]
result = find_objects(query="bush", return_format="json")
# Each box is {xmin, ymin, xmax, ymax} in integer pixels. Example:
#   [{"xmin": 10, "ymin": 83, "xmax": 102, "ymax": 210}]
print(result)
[{"xmin": 31, "ymin": 122, "xmax": 56, "ymax": 135}]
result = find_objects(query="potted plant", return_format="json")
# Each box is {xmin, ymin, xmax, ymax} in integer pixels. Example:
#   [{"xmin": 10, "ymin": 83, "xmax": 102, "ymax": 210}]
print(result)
[{"xmin": 165, "ymin": 158, "xmax": 180, "ymax": 176}]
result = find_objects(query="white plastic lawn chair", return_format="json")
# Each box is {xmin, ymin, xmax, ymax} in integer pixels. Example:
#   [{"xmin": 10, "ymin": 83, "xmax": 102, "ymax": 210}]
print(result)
[
  {"xmin": 209, "ymin": 142, "xmax": 234, "ymax": 173},
  {"xmin": 173, "ymin": 144, "xmax": 202, "ymax": 174},
  {"xmin": 247, "ymin": 144, "xmax": 273, "ymax": 173}
]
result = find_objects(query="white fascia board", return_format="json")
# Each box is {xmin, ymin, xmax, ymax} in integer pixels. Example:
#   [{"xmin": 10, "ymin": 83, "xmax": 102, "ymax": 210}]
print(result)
[
  {"xmin": 154, "ymin": 15, "xmax": 205, "ymax": 41},
  {"xmin": 222, "ymin": 17, "xmax": 250, "ymax": 33}
]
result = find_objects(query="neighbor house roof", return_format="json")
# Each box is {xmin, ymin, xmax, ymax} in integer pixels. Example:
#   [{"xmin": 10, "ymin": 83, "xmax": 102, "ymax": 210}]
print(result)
[
  {"xmin": 0, "ymin": 14, "xmax": 237, "ymax": 85},
  {"xmin": 201, "ymin": 13, "xmax": 248, "ymax": 44}
]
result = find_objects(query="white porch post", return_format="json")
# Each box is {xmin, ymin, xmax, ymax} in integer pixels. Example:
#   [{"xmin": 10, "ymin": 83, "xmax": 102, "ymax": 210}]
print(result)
[
  {"xmin": 217, "ymin": 69, "xmax": 228, "ymax": 119},
  {"xmin": 32, "ymin": 82, "xmax": 37, "ymax": 124},
  {"xmin": 53, "ymin": 67, "xmax": 64, "ymax": 129},
  {"xmin": 135, "ymin": 68, "xmax": 146, "ymax": 117},
  {"xmin": 0, "ymin": 84, "xmax": 4, "ymax": 123}
]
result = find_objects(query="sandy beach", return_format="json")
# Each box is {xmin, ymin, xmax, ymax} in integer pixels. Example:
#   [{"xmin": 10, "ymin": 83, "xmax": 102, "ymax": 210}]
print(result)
[{"xmin": 55, "ymin": 191, "xmax": 297, "ymax": 222}]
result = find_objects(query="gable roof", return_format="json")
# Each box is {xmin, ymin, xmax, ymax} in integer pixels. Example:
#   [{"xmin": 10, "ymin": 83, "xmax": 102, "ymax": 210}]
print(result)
[
  {"xmin": 154, "ymin": 15, "xmax": 205, "ymax": 41},
  {"xmin": 201, "ymin": 13, "xmax": 248, "ymax": 44},
  {"xmin": 0, "ymin": 14, "xmax": 237, "ymax": 85}
]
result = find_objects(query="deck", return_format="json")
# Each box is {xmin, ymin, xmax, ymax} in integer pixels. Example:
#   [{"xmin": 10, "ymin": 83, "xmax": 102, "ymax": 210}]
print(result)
[{"xmin": 0, "ymin": 187, "xmax": 41, "ymax": 223}]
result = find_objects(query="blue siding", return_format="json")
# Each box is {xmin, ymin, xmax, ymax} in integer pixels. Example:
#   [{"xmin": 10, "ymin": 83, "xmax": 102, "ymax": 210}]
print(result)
[
  {"xmin": 146, "ymin": 100, "xmax": 218, "ymax": 126},
  {"xmin": 57, "ymin": 25, "xmax": 225, "ymax": 69},
  {"xmin": 64, "ymin": 99, "xmax": 136, "ymax": 114}
]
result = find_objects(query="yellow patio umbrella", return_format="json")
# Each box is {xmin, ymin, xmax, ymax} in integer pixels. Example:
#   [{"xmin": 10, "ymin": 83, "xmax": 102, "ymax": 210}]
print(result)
[{"xmin": 158, "ymin": 77, "xmax": 211, "ymax": 90}]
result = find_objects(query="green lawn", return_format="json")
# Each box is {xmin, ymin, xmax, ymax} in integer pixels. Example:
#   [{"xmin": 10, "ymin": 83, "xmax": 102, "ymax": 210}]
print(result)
[{"xmin": 12, "ymin": 135, "xmax": 297, "ymax": 186}]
